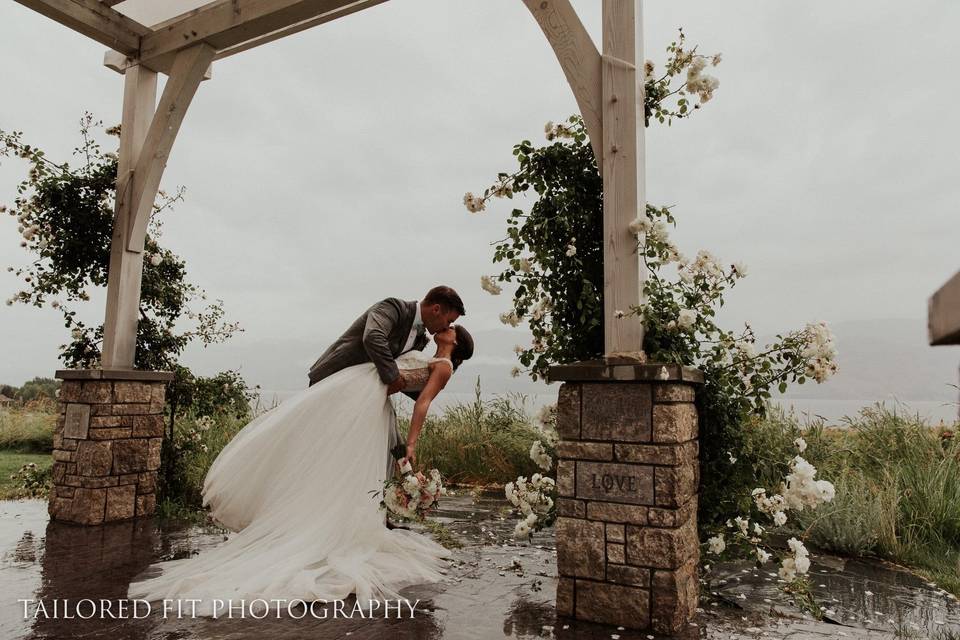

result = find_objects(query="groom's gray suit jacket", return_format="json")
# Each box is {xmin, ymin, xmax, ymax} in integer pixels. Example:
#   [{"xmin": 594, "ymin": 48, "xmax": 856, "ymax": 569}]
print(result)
[{"xmin": 307, "ymin": 297, "xmax": 429, "ymax": 399}]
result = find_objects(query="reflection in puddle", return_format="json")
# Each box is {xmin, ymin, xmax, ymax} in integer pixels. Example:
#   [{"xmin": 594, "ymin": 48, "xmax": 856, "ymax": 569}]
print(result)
[{"xmin": 1, "ymin": 493, "xmax": 958, "ymax": 639}]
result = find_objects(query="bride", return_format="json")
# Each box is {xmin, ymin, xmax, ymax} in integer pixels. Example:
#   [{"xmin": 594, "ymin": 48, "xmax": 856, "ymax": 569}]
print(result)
[{"xmin": 126, "ymin": 322, "xmax": 475, "ymax": 617}]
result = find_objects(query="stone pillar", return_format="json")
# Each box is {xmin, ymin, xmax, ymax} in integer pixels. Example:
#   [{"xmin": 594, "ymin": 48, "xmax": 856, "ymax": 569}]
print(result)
[
  {"xmin": 549, "ymin": 360, "xmax": 702, "ymax": 635},
  {"xmin": 49, "ymin": 369, "xmax": 174, "ymax": 525}
]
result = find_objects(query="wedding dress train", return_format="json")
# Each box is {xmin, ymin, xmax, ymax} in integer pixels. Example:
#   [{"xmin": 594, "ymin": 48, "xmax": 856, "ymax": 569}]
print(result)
[{"xmin": 126, "ymin": 354, "xmax": 453, "ymax": 616}]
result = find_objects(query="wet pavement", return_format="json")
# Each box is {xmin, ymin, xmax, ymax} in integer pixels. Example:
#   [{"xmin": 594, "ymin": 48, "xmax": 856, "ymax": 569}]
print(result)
[{"xmin": 1, "ymin": 490, "xmax": 958, "ymax": 640}]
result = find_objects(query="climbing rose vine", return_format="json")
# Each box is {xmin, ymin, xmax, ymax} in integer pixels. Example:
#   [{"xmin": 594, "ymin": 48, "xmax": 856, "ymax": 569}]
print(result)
[{"xmin": 462, "ymin": 29, "xmax": 840, "ymax": 599}]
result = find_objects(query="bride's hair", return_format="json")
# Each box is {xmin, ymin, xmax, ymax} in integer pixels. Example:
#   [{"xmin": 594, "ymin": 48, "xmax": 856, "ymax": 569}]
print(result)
[{"xmin": 451, "ymin": 325, "xmax": 474, "ymax": 371}]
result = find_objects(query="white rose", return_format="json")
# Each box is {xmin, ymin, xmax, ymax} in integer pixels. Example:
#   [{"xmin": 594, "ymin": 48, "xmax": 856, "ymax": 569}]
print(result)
[
  {"xmin": 480, "ymin": 275, "xmax": 502, "ymax": 295},
  {"xmin": 707, "ymin": 534, "xmax": 725, "ymax": 555},
  {"xmin": 677, "ymin": 308, "xmax": 697, "ymax": 330}
]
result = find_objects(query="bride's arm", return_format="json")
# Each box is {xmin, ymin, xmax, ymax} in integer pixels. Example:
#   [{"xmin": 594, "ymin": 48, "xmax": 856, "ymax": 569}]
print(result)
[{"xmin": 405, "ymin": 364, "xmax": 452, "ymax": 459}]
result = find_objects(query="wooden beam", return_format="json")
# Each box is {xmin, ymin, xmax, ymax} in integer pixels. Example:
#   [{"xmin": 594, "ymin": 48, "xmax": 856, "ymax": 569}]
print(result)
[
  {"xmin": 103, "ymin": 49, "xmax": 213, "ymax": 81},
  {"xmin": 929, "ymin": 270, "xmax": 960, "ymax": 346},
  {"xmin": 601, "ymin": 0, "xmax": 645, "ymax": 354},
  {"xmin": 523, "ymin": 0, "xmax": 604, "ymax": 169},
  {"xmin": 215, "ymin": 0, "xmax": 387, "ymax": 60},
  {"xmin": 99, "ymin": 0, "xmax": 125, "ymax": 6},
  {"xmin": 101, "ymin": 63, "xmax": 156, "ymax": 369},
  {"xmin": 138, "ymin": 0, "xmax": 385, "ymax": 66},
  {"xmin": 125, "ymin": 44, "xmax": 216, "ymax": 253},
  {"xmin": 13, "ymin": 0, "xmax": 147, "ymax": 55}
]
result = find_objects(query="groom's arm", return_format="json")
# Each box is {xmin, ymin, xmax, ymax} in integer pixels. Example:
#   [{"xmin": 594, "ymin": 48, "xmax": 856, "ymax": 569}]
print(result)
[{"xmin": 362, "ymin": 299, "xmax": 403, "ymax": 387}]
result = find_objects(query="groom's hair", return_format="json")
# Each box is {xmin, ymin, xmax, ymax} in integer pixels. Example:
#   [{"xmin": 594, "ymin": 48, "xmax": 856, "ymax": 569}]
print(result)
[{"xmin": 423, "ymin": 285, "xmax": 465, "ymax": 316}]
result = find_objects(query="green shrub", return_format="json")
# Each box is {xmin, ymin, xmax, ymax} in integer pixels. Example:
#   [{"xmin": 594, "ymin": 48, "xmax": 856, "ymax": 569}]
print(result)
[{"xmin": 7, "ymin": 461, "xmax": 51, "ymax": 498}]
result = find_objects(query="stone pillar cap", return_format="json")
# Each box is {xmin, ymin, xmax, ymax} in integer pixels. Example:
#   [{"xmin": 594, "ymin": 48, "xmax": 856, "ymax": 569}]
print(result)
[
  {"xmin": 55, "ymin": 368, "xmax": 175, "ymax": 382},
  {"xmin": 547, "ymin": 360, "xmax": 704, "ymax": 384}
]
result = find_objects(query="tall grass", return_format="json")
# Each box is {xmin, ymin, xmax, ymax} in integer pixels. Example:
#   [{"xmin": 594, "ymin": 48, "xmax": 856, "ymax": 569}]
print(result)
[
  {"xmin": 0, "ymin": 400, "xmax": 56, "ymax": 452},
  {"xmin": 749, "ymin": 403, "xmax": 960, "ymax": 595},
  {"xmin": 398, "ymin": 384, "xmax": 556, "ymax": 487}
]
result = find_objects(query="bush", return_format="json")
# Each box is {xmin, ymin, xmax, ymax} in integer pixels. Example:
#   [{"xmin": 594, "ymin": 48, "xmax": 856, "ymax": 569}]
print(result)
[
  {"xmin": 746, "ymin": 404, "xmax": 960, "ymax": 594},
  {"xmin": 8, "ymin": 461, "xmax": 51, "ymax": 498},
  {"xmin": 157, "ymin": 411, "xmax": 247, "ymax": 509}
]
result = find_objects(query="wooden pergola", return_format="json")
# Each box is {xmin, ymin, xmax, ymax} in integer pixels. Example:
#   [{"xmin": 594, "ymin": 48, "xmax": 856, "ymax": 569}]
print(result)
[{"xmin": 13, "ymin": 0, "xmax": 649, "ymax": 367}]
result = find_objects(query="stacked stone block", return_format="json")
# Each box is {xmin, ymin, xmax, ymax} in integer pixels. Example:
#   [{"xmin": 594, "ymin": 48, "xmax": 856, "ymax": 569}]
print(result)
[
  {"xmin": 49, "ymin": 370, "xmax": 174, "ymax": 525},
  {"xmin": 549, "ymin": 362, "xmax": 702, "ymax": 634}
]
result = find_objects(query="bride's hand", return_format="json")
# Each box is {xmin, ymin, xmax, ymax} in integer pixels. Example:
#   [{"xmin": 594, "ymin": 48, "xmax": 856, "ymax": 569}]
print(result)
[{"xmin": 404, "ymin": 444, "xmax": 416, "ymax": 466}]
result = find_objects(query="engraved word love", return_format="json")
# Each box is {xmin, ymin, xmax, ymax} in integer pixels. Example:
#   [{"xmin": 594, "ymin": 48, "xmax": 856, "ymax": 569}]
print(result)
[{"xmin": 590, "ymin": 472, "xmax": 639, "ymax": 493}]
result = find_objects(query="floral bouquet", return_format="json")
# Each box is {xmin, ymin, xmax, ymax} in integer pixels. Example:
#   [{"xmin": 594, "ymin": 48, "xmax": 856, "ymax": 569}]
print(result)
[{"xmin": 372, "ymin": 455, "xmax": 448, "ymax": 522}]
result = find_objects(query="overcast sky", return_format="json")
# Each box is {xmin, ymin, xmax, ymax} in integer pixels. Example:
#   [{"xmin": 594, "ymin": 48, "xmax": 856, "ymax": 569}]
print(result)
[{"xmin": 1, "ymin": 1, "xmax": 958, "ymax": 399}]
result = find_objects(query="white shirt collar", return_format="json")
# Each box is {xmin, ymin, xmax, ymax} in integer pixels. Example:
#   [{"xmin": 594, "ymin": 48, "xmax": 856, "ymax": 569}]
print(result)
[{"xmin": 413, "ymin": 301, "xmax": 423, "ymax": 330}]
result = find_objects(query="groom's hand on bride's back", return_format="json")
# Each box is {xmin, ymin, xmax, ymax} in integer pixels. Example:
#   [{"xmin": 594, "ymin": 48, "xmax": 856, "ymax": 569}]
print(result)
[{"xmin": 386, "ymin": 373, "xmax": 406, "ymax": 395}]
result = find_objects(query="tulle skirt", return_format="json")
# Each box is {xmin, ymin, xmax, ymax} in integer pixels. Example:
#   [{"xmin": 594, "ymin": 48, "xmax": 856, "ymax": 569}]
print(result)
[{"xmin": 126, "ymin": 362, "xmax": 453, "ymax": 617}]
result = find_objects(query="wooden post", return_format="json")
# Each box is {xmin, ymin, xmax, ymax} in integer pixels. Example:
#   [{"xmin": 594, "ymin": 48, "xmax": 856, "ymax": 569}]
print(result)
[
  {"xmin": 101, "ymin": 44, "xmax": 215, "ymax": 368},
  {"xmin": 101, "ymin": 63, "xmax": 157, "ymax": 369},
  {"xmin": 601, "ymin": 0, "xmax": 645, "ymax": 355}
]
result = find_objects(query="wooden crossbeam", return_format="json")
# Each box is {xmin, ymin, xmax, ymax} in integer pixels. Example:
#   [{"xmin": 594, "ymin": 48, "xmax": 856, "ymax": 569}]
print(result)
[
  {"xmin": 929, "ymin": 270, "xmax": 960, "ymax": 346},
  {"xmin": 215, "ymin": 0, "xmax": 388, "ymax": 60},
  {"xmin": 138, "ymin": 0, "xmax": 386, "ymax": 66},
  {"xmin": 103, "ymin": 50, "xmax": 214, "ymax": 80},
  {"xmin": 13, "ymin": 0, "xmax": 147, "ymax": 55}
]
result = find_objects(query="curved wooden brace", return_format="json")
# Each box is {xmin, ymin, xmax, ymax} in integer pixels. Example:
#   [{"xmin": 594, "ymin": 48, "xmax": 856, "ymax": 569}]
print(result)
[
  {"xmin": 523, "ymin": 0, "xmax": 603, "ymax": 169},
  {"xmin": 125, "ymin": 43, "xmax": 216, "ymax": 253}
]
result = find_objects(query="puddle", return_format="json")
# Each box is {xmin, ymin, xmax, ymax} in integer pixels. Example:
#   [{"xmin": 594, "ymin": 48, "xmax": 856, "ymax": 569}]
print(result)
[{"xmin": 1, "ymin": 492, "xmax": 958, "ymax": 639}]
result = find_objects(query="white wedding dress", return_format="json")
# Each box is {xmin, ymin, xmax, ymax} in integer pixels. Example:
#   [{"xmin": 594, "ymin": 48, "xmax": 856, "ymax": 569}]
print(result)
[{"xmin": 126, "ymin": 351, "xmax": 454, "ymax": 616}]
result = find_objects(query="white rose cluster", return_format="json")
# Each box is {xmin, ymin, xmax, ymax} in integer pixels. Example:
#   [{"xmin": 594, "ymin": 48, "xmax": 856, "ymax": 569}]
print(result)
[
  {"xmin": 678, "ymin": 249, "xmax": 726, "ymax": 283},
  {"xmin": 782, "ymin": 455, "xmax": 836, "ymax": 511},
  {"xmin": 463, "ymin": 192, "xmax": 486, "ymax": 213},
  {"xmin": 544, "ymin": 120, "xmax": 575, "ymax": 141},
  {"xmin": 685, "ymin": 56, "xmax": 720, "ymax": 103},
  {"xmin": 802, "ymin": 321, "xmax": 839, "ymax": 383},
  {"xmin": 716, "ymin": 436, "xmax": 835, "ymax": 583},
  {"xmin": 480, "ymin": 275, "xmax": 502, "ymax": 295},
  {"xmin": 529, "ymin": 439, "xmax": 553, "ymax": 471},
  {"xmin": 779, "ymin": 537, "xmax": 811, "ymax": 581},
  {"xmin": 505, "ymin": 472, "xmax": 556, "ymax": 538},
  {"xmin": 499, "ymin": 310, "xmax": 521, "ymax": 327},
  {"xmin": 529, "ymin": 297, "xmax": 551, "ymax": 322}
]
